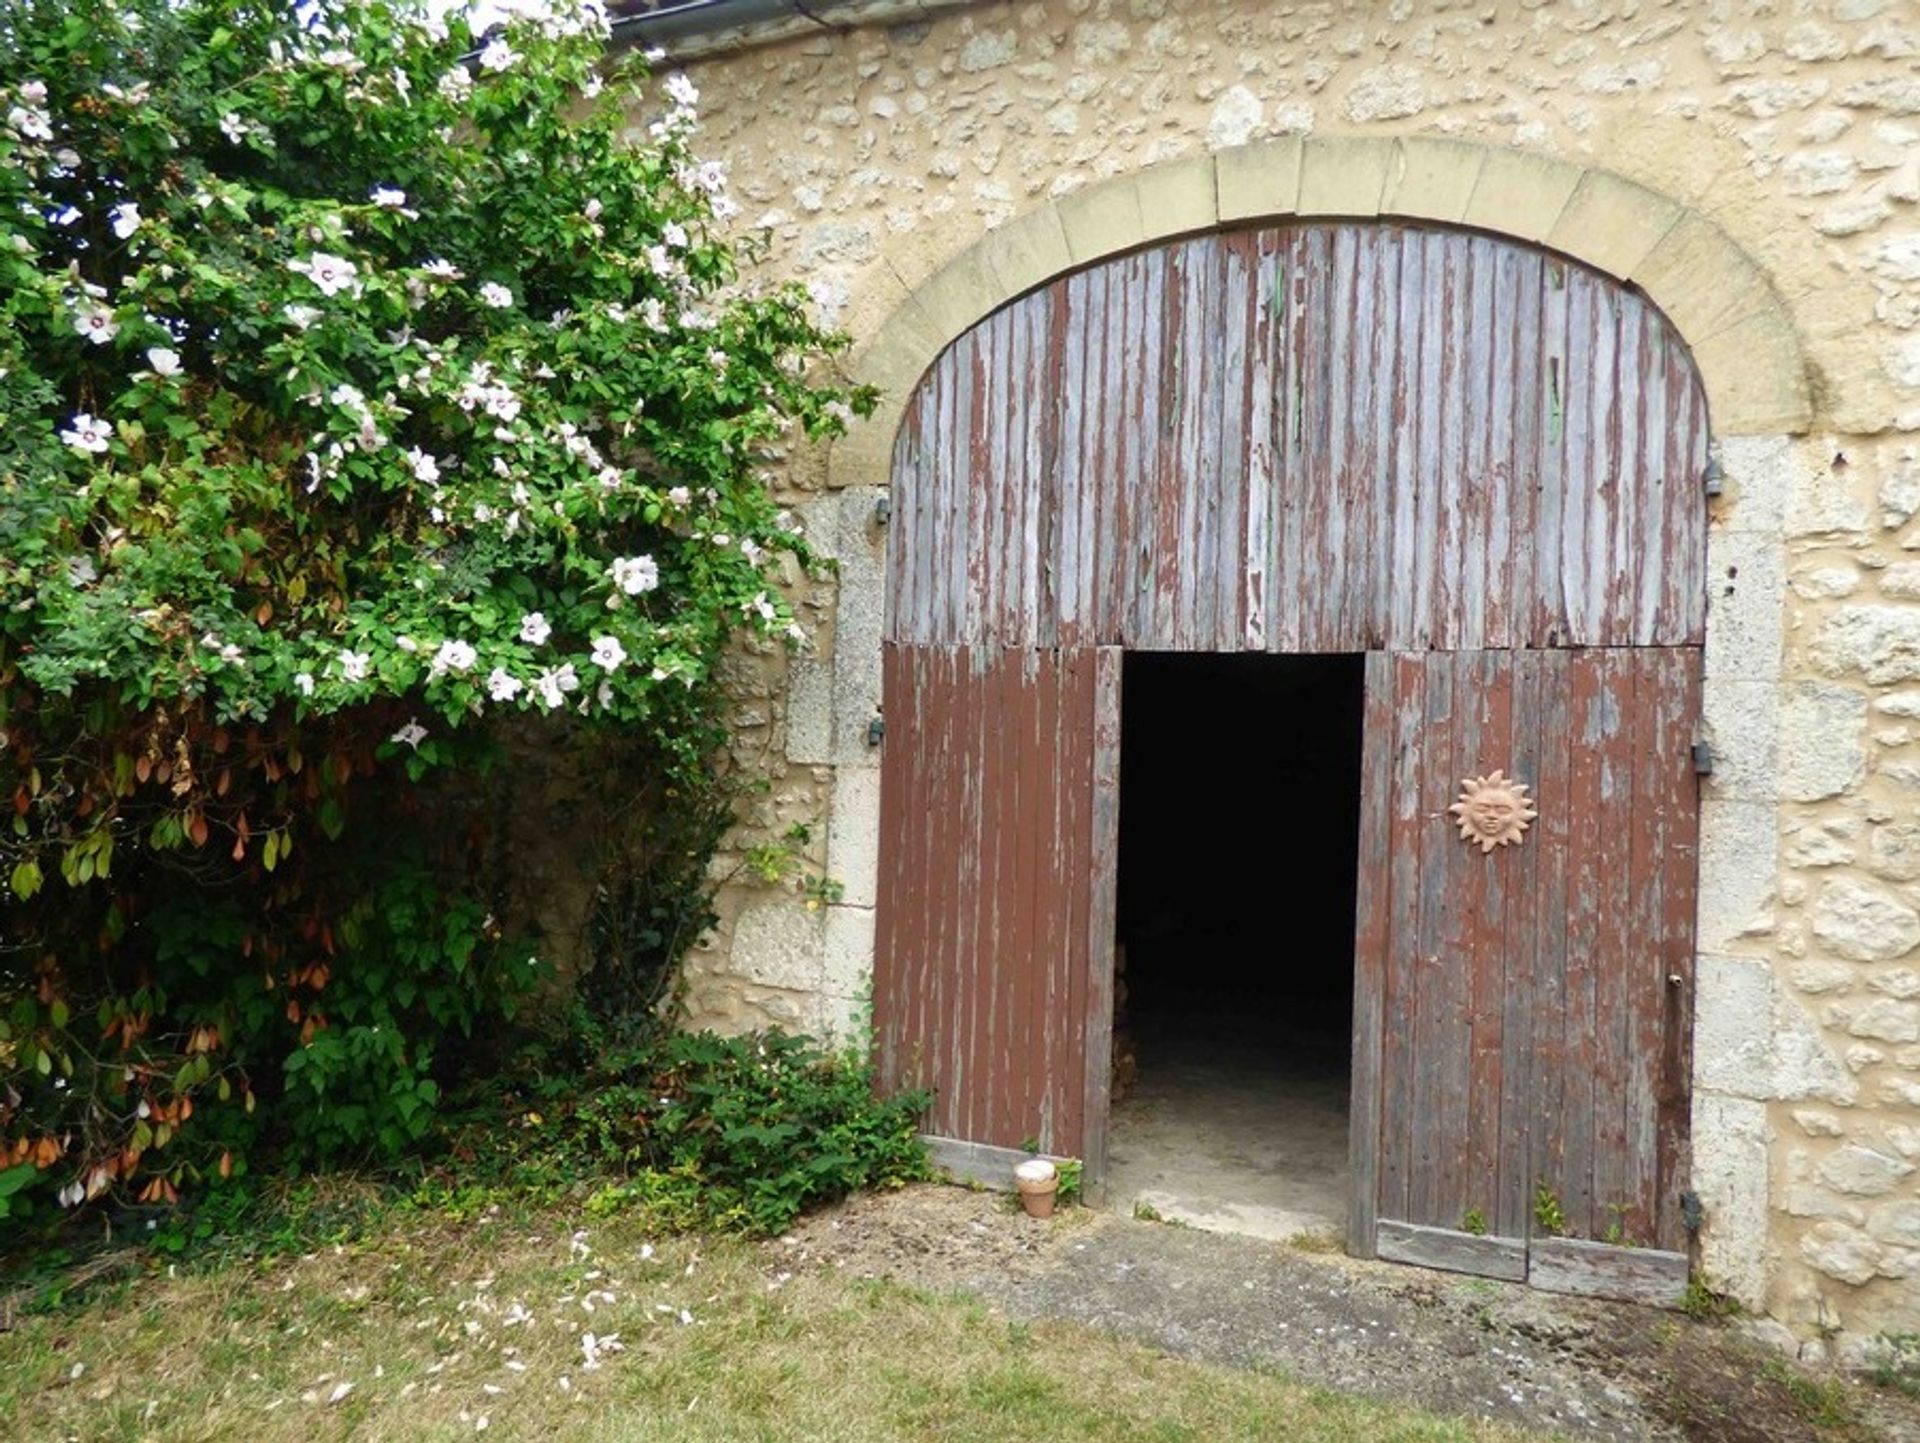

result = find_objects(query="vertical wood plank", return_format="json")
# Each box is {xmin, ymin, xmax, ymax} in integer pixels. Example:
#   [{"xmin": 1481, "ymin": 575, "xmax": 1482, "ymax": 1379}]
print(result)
[
  {"xmin": 1386, "ymin": 231, "xmax": 1425, "ymax": 650},
  {"xmin": 1656, "ymin": 649, "xmax": 1703, "ymax": 1247},
  {"xmin": 1525, "ymin": 650, "xmax": 1574, "ymax": 1241},
  {"xmin": 1465, "ymin": 650, "xmax": 1515, "ymax": 1229},
  {"xmin": 1497, "ymin": 249, "xmax": 1543, "ymax": 652},
  {"xmin": 1533, "ymin": 258, "xmax": 1571, "ymax": 647},
  {"xmin": 1593, "ymin": 650, "xmax": 1641, "ymax": 1239},
  {"xmin": 1349, "ymin": 651, "xmax": 1395, "ymax": 1255},
  {"xmin": 1410, "ymin": 654, "xmax": 1455, "ymax": 1226},
  {"xmin": 873, "ymin": 644, "xmax": 906, "ymax": 1092},
  {"xmin": 1084, "ymin": 647, "xmax": 1123, "ymax": 1186},
  {"xmin": 1621, "ymin": 649, "xmax": 1666, "ymax": 1243},
  {"xmin": 1240, "ymin": 232, "xmax": 1274, "ymax": 650},
  {"xmin": 1380, "ymin": 652, "xmax": 1427, "ymax": 1225},
  {"xmin": 1559, "ymin": 649, "xmax": 1608, "ymax": 1236},
  {"xmin": 1428, "ymin": 650, "xmax": 1474, "ymax": 1227},
  {"xmin": 1496, "ymin": 649, "xmax": 1544, "ymax": 1238},
  {"xmin": 1211, "ymin": 235, "xmax": 1252, "ymax": 650}
]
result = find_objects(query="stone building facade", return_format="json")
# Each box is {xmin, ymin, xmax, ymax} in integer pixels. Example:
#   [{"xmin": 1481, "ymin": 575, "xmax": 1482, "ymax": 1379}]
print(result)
[{"xmin": 626, "ymin": 0, "xmax": 1920, "ymax": 1348}]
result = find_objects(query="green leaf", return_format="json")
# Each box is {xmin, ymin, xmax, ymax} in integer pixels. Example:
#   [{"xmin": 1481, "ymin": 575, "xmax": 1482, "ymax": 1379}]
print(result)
[{"xmin": 9, "ymin": 859, "xmax": 42, "ymax": 900}]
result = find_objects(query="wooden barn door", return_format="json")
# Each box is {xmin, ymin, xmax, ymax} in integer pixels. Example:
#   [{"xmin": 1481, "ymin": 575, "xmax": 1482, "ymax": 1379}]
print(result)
[
  {"xmin": 1350, "ymin": 647, "xmax": 1701, "ymax": 1301},
  {"xmin": 873, "ymin": 643, "xmax": 1122, "ymax": 1183}
]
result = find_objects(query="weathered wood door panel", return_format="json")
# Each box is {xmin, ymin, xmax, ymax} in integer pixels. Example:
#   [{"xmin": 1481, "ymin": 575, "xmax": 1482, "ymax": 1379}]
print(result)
[
  {"xmin": 878, "ymin": 219, "xmax": 1711, "ymax": 1298},
  {"xmin": 1351, "ymin": 648, "xmax": 1701, "ymax": 1265},
  {"xmin": 887, "ymin": 224, "xmax": 1710, "ymax": 654},
  {"xmin": 873, "ymin": 643, "xmax": 1121, "ymax": 1172}
]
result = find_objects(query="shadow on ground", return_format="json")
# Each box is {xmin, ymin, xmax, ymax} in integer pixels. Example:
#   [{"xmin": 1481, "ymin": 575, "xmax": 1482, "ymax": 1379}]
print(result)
[{"xmin": 776, "ymin": 1184, "xmax": 1920, "ymax": 1443}]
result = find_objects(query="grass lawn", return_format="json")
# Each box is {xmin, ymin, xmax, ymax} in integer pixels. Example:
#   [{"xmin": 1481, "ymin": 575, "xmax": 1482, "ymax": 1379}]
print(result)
[{"xmin": 0, "ymin": 1194, "xmax": 1565, "ymax": 1443}]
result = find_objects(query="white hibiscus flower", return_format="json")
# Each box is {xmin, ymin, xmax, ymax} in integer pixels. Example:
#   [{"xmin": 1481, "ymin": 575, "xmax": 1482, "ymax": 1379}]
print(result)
[
  {"xmin": 589, "ymin": 636, "xmax": 627, "ymax": 672},
  {"xmin": 609, "ymin": 555, "xmax": 658, "ymax": 596},
  {"xmin": 518, "ymin": 611, "xmax": 552, "ymax": 645},
  {"xmin": 288, "ymin": 251, "xmax": 359, "ymax": 298},
  {"xmin": 404, "ymin": 447, "xmax": 441, "ymax": 484},
  {"xmin": 59, "ymin": 413, "xmax": 111, "ymax": 454},
  {"xmin": 72, "ymin": 299, "xmax": 118, "ymax": 344},
  {"xmin": 429, "ymin": 638, "xmax": 478, "ymax": 678},
  {"xmin": 478, "ymin": 281, "xmax": 513, "ymax": 309},
  {"xmin": 337, "ymin": 649, "xmax": 371, "ymax": 683},
  {"xmin": 144, "ymin": 346, "xmax": 181, "ymax": 377},
  {"xmin": 108, "ymin": 202, "xmax": 141, "ymax": 239},
  {"xmin": 478, "ymin": 39, "xmax": 519, "ymax": 72},
  {"xmin": 486, "ymin": 667, "xmax": 524, "ymax": 703},
  {"xmin": 390, "ymin": 718, "xmax": 428, "ymax": 750},
  {"xmin": 532, "ymin": 663, "xmax": 579, "ymax": 711}
]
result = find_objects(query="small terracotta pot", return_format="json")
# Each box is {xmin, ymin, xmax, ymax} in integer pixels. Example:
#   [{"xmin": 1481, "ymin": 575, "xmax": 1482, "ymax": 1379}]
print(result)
[
  {"xmin": 1014, "ymin": 1159, "xmax": 1058, "ymax": 1219},
  {"xmin": 1016, "ymin": 1175, "xmax": 1058, "ymax": 1219}
]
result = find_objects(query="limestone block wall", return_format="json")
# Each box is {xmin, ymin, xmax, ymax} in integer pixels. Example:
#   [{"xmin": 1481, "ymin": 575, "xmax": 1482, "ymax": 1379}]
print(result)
[{"xmin": 637, "ymin": 0, "xmax": 1920, "ymax": 1348}]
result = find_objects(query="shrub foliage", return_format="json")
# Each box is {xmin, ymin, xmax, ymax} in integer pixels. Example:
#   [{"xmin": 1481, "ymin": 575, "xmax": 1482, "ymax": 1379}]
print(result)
[
  {"xmin": 515, "ymin": 1030, "xmax": 932, "ymax": 1236},
  {"xmin": 0, "ymin": 0, "xmax": 871, "ymax": 1228}
]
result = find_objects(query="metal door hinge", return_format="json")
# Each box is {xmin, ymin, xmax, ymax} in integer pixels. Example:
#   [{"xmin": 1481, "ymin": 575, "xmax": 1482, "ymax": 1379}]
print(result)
[
  {"xmin": 1704, "ymin": 458, "xmax": 1724, "ymax": 497},
  {"xmin": 1692, "ymin": 741, "xmax": 1714, "ymax": 776},
  {"xmin": 866, "ymin": 715, "xmax": 885, "ymax": 747},
  {"xmin": 1681, "ymin": 1190, "xmax": 1705, "ymax": 1233}
]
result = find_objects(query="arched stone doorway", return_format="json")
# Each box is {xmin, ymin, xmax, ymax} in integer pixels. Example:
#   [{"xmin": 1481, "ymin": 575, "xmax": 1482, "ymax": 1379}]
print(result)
[{"xmin": 870, "ymin": 218, "xmax": 1713, "ymax": 1299}]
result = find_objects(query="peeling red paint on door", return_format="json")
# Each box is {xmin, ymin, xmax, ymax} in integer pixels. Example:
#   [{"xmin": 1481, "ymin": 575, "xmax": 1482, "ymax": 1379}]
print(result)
[{"xmin": 875, "ymin": 221, "xmax": 1709, "ymax": 1280}]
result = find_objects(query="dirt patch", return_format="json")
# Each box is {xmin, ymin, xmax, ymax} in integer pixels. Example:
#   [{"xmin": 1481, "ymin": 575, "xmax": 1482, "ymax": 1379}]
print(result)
[
  {"xmin": 770, "ymin": 1179, "xmax": 1070, "ymax": 1290},
  {"xmin": 772, "ymin": 1183, "xmax": 1920, "ymax": 1443},
  {"xmin": 1591, "ymin": 1319, "xmax": 1895, "ymax": 1443}
]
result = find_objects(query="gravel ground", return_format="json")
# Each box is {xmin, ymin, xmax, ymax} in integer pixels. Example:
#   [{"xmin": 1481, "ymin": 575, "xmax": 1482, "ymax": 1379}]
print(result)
[{"xmin": 774, "ymin": 1183, "xmax": 1920, "ymax": 1443}]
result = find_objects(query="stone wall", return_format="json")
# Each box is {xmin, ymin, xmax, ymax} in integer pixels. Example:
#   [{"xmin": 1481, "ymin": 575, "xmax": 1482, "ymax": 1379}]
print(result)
[{"xmin": 636, "ymin": 0, "xmax": 1920, "ymax": 1350}]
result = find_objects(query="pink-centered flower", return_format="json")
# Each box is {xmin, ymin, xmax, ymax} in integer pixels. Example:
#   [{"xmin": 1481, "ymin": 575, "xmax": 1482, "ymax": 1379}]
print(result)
[
  {"xmin": 72, "ymin": 299, "xmax": 118, "ymax": 344},
  {"xmin": 288, "ymin": 251, "xmax": 359, "ymax": 298},
  {"xmin": 589, "ymin": 636, "xmax": 627, "ymax": 672},
  {"xmin": 60, "ymin": 413, "xmax": 111, "ymax": 454},
  {"xmin": 609, "ymin": 555, "xmax": 658, "ymax": 596}
]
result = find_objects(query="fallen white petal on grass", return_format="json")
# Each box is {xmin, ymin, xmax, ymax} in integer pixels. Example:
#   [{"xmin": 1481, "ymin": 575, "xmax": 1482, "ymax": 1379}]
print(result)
[{"xmin": 326, "ymin": 1382, "xmax": 355, "ymax": 1405}]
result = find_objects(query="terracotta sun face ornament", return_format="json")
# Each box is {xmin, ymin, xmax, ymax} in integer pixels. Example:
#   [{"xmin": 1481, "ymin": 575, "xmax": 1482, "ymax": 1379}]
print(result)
[{"xmin": 1449, "ymin": 770, "xmax": 1538, "ymax": 854}]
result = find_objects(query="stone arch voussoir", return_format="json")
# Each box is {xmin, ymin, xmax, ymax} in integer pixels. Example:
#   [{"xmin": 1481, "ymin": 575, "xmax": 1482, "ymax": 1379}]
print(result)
[{"xmin": 827, "ymin": 135, "xmax": 1812, "ymax": 487}]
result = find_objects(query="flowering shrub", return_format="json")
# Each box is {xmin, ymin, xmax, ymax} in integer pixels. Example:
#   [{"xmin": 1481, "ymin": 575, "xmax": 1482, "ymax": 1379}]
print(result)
[{"xmin": 0, "ymin": 0, "xmax": 871, "ymax": 1226}]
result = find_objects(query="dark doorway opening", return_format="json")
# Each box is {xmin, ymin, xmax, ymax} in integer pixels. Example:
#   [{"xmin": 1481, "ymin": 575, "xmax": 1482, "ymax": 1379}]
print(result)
[{"xmin": 1105, "ymin": 652, "xmax": 1364, "ymax": 1240}]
